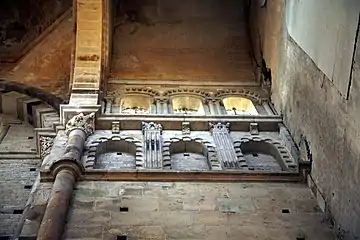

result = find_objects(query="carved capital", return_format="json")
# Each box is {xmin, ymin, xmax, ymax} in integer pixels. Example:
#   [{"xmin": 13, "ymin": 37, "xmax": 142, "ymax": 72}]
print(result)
[
  {"xmin": 65, "ymin": 112, "xmax": 95, "ymax": 137},
  {"xmin": 142, "ymin": 122, "xmax": 163, "ymax": 133},
  {"xmin": 209, "ymin": 122, "xmax": 230, "ymax": 133},
  {"xmin": 182, "ymin": 122, "xmax": 191, "ymax": 135},
  {"xmin": 40, "ymin": 136, "xmax": 54, "ymax": 158}
]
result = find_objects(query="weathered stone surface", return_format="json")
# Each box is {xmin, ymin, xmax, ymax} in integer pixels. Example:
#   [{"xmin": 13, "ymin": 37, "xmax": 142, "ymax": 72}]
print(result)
[
  {"xmin": 63, "ymin": 182, "xmax": 334, "ymax": 240},
  {"xmin": 0, "ymin": 14, "xmax": 73, "ymax": 98},
  {"xmin": 250, "ymin": 0, "xmax": 360, "ymax": 238}
]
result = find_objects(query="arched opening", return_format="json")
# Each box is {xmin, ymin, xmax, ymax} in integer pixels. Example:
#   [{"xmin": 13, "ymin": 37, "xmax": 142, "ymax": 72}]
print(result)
[
  {"xmin": 222, "ymin": 97, "xmax": 258, "ymax": 115},
  {"xmin": 119, "ymin": 95, "xmax": 151, "ymax": 114},
  {"xmin": 172, "ymin": 96, "xmax": 205, "ymax": 115},
  {"xmin": 169, "ymin": 140, "xmax": 209, "ymax": 170},
  {"xmin": 95, "ymin": 139, "xmax": 137, "ymax": 169},
  {"xmin": 240, "ymin": 141, "xmax": 286, "ymax": 171}
]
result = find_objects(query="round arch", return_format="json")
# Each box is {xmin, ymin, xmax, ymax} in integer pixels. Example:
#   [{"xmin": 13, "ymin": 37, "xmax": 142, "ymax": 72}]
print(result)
[
  {"xmin": 222, "ymin": 97, "xmax": 258, "ymax": 115},
  {"xmin": 233, "ymin": 135, "xmax": 298, "ymax": 172},
  {"xmin": 162, "ymin": 136, "xmax": 221, "ymax": 170},
  {"xmin": 84, "ymin": 135, "xmax": 144, "ymax": 169}
]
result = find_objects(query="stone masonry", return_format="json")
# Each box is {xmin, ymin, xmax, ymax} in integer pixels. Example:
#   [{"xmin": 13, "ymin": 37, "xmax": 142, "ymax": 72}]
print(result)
[{"xmin": 63, "ymin": 181, "xmax": 334, "ymax": 240}]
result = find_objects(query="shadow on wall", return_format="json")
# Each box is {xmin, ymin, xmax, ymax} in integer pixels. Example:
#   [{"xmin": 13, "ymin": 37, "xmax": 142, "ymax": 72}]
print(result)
[
  {"xmin": 94, "ymin": 139, "xmax": 137, "ymax": 169},
  {"xmin": 0, "ymin": 78, "xmax": 65, "ymax": 111},
  {"xmin": 240, "ymin": 140, "xmax": 287, "ymax": 171},
  {"xmin": 169, "ymin": 140, "xmax": 210, "ymax": 170}
]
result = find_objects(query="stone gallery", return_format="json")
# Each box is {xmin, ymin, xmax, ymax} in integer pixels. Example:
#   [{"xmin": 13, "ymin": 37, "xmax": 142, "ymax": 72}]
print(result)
[{"xmin": 0, "ymin": 0, "xmax": 359, "ymax": 239}]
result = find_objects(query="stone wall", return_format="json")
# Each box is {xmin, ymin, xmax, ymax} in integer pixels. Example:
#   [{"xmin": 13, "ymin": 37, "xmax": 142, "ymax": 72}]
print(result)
[
  {"xmin": 251, "ymin": 0, "xmax": 360, "ymax": 238},
  {"xmin": 0, "ymin": 115, "xmax": 39, "ymax": 237},
  {"xmin": 63, "ymin": 181, "xmax": 333, "ymax": 239}
]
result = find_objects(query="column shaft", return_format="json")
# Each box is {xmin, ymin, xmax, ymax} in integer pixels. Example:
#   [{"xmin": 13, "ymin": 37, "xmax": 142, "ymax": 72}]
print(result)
[
  {"xmin": 208, "ymin": 101, "xmax": 217, "ymax": 115},
  {"xmin": 156, "ymin": 100, "xmax": 162, "ymax": 114},
  {"xmin": 37, "ymin": 170, "xmax": 75, "ymax": 240},
  {"xmin": 162, "ymin": 101, "xmax": 168, "ymax": 114}
]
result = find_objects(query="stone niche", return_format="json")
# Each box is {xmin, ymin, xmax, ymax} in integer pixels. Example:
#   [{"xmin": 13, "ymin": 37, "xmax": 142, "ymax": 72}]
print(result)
[
  {"xmin": 171, "ymin": 96, "xmax": 205, "ymax": 115},
  {"xmin": 168, "ymin": 140, "xmax": 210, "ymax": 170},
  {"xmin": 95, "ymin": 140, "xmax": 136, "ymax": 169},
  {"xmin": 222, "ymin": 97, "xmax": 259, "ymax": 115},
  {"xmin": 118, "ymin": 95, "xmax": 151, "ymax": 114}
]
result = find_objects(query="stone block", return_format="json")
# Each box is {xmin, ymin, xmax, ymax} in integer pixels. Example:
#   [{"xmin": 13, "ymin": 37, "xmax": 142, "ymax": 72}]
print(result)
[{"xmin": 1, "ymin": 91, "xmax": 27, "ymax": 117}]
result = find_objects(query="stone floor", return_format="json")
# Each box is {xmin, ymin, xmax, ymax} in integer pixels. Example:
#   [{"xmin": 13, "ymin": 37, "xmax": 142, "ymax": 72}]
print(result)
[{"xmin": 64, "ymin": 181, "xmax": 335, "ymax": 240}]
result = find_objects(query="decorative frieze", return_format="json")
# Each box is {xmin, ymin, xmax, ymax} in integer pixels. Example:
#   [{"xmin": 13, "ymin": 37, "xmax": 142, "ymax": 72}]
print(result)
[
  {"xmin": 65, "ymin": 112, "xmax": 95, "ymax": 137},
  {"xmin": 182, "ymin": 122, "xmax": 191, "ymax": 135},
  {"xmin": 209, "ymin": 122, "xmax": 230, "ymax": 133},
  {"xmin": 40, "ymin": 136, "xmax": 54, "ymax": 158},
  {"xmin": 111, "ymin": 121, "xmax": 120, "ymax": 134},
  {"xmin": 250, "ymin": 123, "xmax": 259, "ymax": 135}
]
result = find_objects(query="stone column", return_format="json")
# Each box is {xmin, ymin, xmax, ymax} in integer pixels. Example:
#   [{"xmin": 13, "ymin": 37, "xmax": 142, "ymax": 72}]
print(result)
[
  {"xmin": 151, "ymin": 101, "xmax": 157, "ymax": 114},
  {"xmin": 162, "ymin": 100, "xmax": 169, "ymax": 114},
  {"xmin": 168, "ymin": 100, "xmax": 173, "ymax": 113},
  {"xmin": 203, "ymin": 101, "xmax": 211, "ymax": 115},
  {"xmin": 37, "ymin": 113, "xmax": 95, "ymax": 240},
  {"xmin": 104, "ymin": 98, "xmax": 113, "ymax": 113},
  {"xmin": 208, "ymin": 100, "xmax": 218, "ymax": 115},
  {"xmin": 215, "ymin": 100, "xmax": 226, "ymax": 115},
  {"xmin": 156, "ymin": 99, "xmax": 162, "ymax": 114}
]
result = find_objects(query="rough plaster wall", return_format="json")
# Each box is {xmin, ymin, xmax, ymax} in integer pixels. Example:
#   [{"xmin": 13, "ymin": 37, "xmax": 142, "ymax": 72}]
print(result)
[
  {"xmin": 286, "ymin": 0, "xmax": 360, "ymax": 96},
  {"xmin": 252, "ymin": 0, "xmax": 360, "ymax": 238},
  {"xmin": 0, "ymin": 15, "xmax": 73, "ymax": 99},
  {"xmin": 64, "ymin": 181, "xmax": 334, "ymax": 240}
]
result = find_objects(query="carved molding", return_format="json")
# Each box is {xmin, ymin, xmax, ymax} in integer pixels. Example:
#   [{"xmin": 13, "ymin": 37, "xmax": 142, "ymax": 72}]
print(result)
[
  {"xmin": 40, "ymin": 136, "xmax": 54, "ymax": 158},
  {"xmin": 112, "ymin": 121, "xmax": 120, "ymax": 134},
  {"xmin": 125, "ymin": 87, "xmax": 160, "ymax": 97},
  {"xmin": 182, "ymin": 122, "xmax": 191, "ymax": 135},
  {"xmin": 209, "ymin": 122, "xmax": 230, "ymax": 133},
  {"xmin": 108, "ymin": 87, "xmax": 160, "ymax": 98},
  {"xmin": 65, "ymin": 112, "xmax": 95, "ymax": 137},
  {"xmin": 214, "ymin": 89, "xmax": 264, "ymax": 104},
  {"xmin": 163, "ymin": 88, "xmax": 209, "ymax": 98},
  {"xmin": 142, "ymin": 122, "xmax": 163, "ymax": 133}
]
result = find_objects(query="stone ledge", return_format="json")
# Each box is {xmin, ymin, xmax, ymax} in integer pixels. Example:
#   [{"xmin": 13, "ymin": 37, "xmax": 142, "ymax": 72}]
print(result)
[
  {"xmin": 40, "ymin": 169, "xmax": 302, "ymax": 182},
  {"xmin": 97, "ymin": 114, "xmax": 283, "ymax": 131}
]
